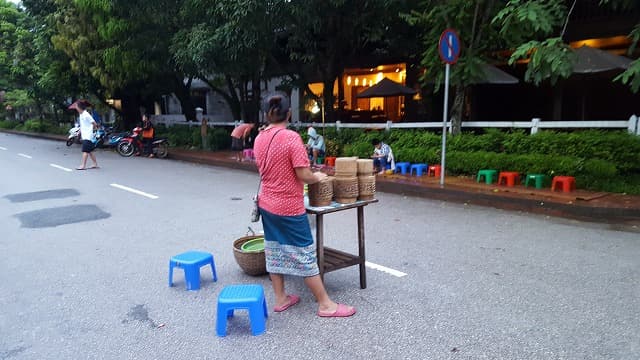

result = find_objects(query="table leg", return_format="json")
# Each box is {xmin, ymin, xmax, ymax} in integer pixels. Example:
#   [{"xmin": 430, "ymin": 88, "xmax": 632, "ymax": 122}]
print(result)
[
  {"xmin": 316, "ymin": 213, "xmax": 324, "ymax": 281},
  {"xmin": 357, "ymin": 206, "xmax": 366, "ymax": 289}
]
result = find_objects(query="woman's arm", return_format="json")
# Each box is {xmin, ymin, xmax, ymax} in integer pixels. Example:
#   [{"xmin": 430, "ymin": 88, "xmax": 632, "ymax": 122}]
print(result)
[{"xmin": 295, "ymin": 167, "xmax": 327, "ymax": 184}]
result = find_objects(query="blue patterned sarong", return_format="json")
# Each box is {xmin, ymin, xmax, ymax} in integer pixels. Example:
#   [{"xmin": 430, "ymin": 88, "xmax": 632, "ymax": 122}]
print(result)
[{"xmin": 259, "ymin": 208, "xmax": 319, "ymax": 277}]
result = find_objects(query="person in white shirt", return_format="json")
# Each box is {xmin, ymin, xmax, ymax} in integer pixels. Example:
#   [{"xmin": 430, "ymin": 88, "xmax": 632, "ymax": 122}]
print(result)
[
  {"xmin": 305, "ymin": 127, "xmax": 325, "ymax": 165},
  {"xmin": 75, "ymin": 100, "xmax": 99, "ymax": 170}
]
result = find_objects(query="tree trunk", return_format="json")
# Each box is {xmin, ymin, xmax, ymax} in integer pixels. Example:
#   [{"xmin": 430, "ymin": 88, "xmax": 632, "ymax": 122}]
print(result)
[
  {"xmin": 202, "ymin": 76, "xmax": 242, "ymax": 121},
  {"xmin": 173, "ymin": 76, "xmax": 196, "ymax": 121},
  {"xmin": 250, "ymin": 73, "xmax": 261, "ymax": 124},
  {"xmin": 450, "ymin": 84, "xmax": 465, "ymax": 135}
]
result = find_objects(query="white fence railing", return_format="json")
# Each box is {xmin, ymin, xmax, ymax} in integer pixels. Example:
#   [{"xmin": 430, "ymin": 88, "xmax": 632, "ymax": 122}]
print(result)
[{"xmin": 151, "ymin": 114, "xmax": 640, "ymax": 135}]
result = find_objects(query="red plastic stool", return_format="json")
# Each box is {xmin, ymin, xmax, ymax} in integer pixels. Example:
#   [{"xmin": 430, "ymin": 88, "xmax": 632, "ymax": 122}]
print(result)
[
  {"xmin": 498, "ymin": 171, "xmax": 520, "ymax": 187},
  {"xmin": 551, "ymin": 176, "xmax": 576, "ymax": 192},
  {"xmin": 324, "ymin": 156, "xmax": 337, "ymax": 167},
  {"xmin": 427, "ymin": 165, "xmax": 441, "ymax": 177}
]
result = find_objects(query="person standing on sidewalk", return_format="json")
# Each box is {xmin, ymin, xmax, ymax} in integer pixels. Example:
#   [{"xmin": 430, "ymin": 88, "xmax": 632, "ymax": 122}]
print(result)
[
  {"xmin": 230, "ymin": 122, "xmax": 254, "ymax": 161},
  {"xmin": 141, "ymin": 114, "xmax": 155, "ymax": 157},
  {"xmin": 76, "ymin": 100, "xmax": 99, "ymax": 170},
  {"xmin": 253, "ymin": 92, "xmax": 356, "ymax": 318}
]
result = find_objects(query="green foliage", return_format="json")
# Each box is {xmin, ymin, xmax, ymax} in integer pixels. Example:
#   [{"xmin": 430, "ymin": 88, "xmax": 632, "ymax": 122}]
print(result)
[
  {"xmin": 509, "ymin": 37, "xmax": 575, "ymax": 85},
  {"xmin": 615, "ymin": 57, "xmax": 640, "ymax": 93},
  {"xmin": 207, "ymin": 128, "xmax": 231, "ymax": 151},
  {"xmin": 317, "ymin": 127, "xmax": 640, "ymax": 194},
  {"xmin": 0, "ymin": 119, "xmax": 20, "ymax": 129}
]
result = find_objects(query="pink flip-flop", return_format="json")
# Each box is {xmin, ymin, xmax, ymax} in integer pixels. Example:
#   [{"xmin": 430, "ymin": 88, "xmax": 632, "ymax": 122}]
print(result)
[
  {"xmin": 273, "ymin": 294, "xmax": 300, "ymax": 312},
  {"xmin": 317, "ymin": 303, "xmax": 356, "ymax": 318}
]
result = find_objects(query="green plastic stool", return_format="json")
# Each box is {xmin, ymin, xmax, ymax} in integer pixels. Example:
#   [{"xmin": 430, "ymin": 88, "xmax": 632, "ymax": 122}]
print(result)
[
  {"xmin": 525, "ymin": 174, "xmax": 546, "ymax": 189},
  {"xmin": 476, "ymin": 169, "xmax": 498, "ymax": 184}
]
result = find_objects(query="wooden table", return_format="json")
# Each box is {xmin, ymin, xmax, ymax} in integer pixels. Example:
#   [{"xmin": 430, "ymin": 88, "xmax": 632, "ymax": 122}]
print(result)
[{"xmin": 305, "ymin": 198, "xmax": 378, "ymax": 289}]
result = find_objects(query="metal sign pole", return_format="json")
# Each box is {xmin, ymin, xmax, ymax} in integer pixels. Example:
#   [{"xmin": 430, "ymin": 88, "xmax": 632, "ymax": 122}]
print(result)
[{"xmin": 440, "ymin": 63, "xmax": 450, "ymax": 187}]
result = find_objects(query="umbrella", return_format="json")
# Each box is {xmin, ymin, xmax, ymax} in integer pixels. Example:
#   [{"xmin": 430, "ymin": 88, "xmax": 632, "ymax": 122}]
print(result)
[
  {"xmin": 566, "ymin": 45, "xmax": 632, "ymax": 119},
  {"xmin": 356, "ymin": 77, "xmax": 416, "ymax": 98},
  {"xmin": 573, "ymin": 45, "xmax": 632, "ymax": 74},
  {"xmin": 474, "ymin": 64, "xmax": 519, "ymax": 84}
]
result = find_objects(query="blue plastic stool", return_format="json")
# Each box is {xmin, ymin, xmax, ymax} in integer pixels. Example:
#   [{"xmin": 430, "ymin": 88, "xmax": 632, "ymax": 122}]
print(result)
[
  {"xmin": 410, "ymin": 163, "xmax": 428, "ymax": 176},
  {"xmin": 169, "ymin": 251, "xmax": 217, "ymax": 291},
  {"xmin": 216, "ymin": 284, "xmax": 268, "ymax": 337},
  {"xmin": 394, "ymin": 162, "xmax": 411, "ymax": 175}
]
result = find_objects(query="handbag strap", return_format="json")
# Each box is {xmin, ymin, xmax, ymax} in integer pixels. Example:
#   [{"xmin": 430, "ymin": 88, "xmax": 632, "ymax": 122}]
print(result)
[{"xmin": 256, "ymin": 128, "xmax": 283, "ymax": 195}]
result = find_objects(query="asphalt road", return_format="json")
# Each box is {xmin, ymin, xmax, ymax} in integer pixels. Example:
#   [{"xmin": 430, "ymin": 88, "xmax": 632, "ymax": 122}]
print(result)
[{"xmin": 1, "ymin": 132, "xmax": 639, "ymax": 360}]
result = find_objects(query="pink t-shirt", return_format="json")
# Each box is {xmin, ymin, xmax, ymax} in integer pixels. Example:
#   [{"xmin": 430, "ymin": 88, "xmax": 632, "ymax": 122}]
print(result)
[
  {"xmin": 231, "ymin": 123, "xmax": 253, "ymax": 139},
  {"xmin": 254, "ymin": 127, "xmax": 310, "ymax": 216}
]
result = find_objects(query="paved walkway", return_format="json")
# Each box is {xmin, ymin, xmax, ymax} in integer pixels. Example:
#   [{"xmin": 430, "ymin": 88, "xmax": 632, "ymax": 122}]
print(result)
[{"xmin": 170, "ymin": 148, "xmax": 640, "ymax": 229}]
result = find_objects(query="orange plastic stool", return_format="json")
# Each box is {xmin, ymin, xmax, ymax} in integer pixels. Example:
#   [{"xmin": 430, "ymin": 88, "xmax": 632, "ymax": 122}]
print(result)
[
  {"xmin": 324, "ymin": 156, "xmax": 337, "ymax": 167},
  {"xmin": 551, "ymin": 176, "xmax": 576, "ymax": 192},
  {"xmin": 427, "ymin": 165, "xmax": 441, "ymax": 177},
  {"xmin": 498, "ymin": 171, "xmax": 520, "ymax": 187}
]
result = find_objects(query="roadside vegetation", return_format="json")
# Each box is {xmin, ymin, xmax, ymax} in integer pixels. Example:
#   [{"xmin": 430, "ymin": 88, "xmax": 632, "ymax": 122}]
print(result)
[{"xmin": 2, "ymin": 116, "xmax": 639, "ymax": 194}]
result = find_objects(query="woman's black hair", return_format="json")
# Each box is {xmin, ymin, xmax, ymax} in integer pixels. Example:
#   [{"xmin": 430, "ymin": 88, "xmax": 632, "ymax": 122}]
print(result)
[
  {"xmin": 261, "ymin": 91, "xmax": 290, "ymax": 123},
  {"xmin": 371, "ymin": 138, "xmax": 381, "ymax": 146}
]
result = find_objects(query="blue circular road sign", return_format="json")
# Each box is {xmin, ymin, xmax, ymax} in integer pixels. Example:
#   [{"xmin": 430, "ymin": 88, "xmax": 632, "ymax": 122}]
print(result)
[{"xmin": 439, "ymin": 29, "xmax": 461, "ymax": 64}]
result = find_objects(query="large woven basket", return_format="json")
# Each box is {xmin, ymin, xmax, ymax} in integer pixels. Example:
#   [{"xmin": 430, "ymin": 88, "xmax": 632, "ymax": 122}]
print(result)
[
  {"xmin": 309, "ymin": 176, "xmax": 334, "ymax": 207},
  {"xmin": 334, "ymin": 176, "xmax": 359, "ymax": 204},
  {"xmin": 334, "ymin": 157, "xmax": 358, "ymax": 177},
  {"xmin": 357, "ymin": 159, "xmax": 374, "ymax": 175},
  {"xmin": 233, "ymin": 236, "xmax": 267, "ymax": 276}
]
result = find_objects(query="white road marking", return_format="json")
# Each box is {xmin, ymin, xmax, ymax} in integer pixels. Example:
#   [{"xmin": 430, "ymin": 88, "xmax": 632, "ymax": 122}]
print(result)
[
  {"xmin": 365, "ymin": 261, "xmax": 407, "ymax": 278},
  {"xmin": 18, "ymin": 153, "xmax": 32, "ymax": 159},
  {"xmin": 110, "ymin": 183, "xmax": 159, "ymax": 199},
  {"xmin": 50, "ymin": 163, "xmax": 72, "ymax": 172},
  {"xmin": 0, "ymin": 146, "xmax": 7, "ymax": 150}
]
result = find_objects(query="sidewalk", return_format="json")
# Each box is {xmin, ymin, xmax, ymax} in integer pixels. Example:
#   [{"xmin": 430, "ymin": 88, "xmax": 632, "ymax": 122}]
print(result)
[
  {"xmin": 170, "ymin": 148, "xmax": 640, "ymax": 229},
  {"xmin": 3, "ymin": 129, "xmax": 639, "ymax": 228}
]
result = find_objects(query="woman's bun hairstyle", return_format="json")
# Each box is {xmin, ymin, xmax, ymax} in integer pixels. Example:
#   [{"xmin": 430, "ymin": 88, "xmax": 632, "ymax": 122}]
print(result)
[{"xmin": 261, "ymin": 91, "xmax": 290, "ymax": 123}]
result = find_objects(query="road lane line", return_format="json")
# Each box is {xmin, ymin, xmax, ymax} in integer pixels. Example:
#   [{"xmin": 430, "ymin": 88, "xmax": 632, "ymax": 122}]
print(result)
[
  {"xmin": 0, "ymin": 146, "xmax": 7, "ymax": 150},
  {"xmin": 50, "ymin": 163, "xmax": 72, "ymax": 172},
  {"xmin": 110, "ymin": 183, "xmax": 159, "ymax": 199},
  {"xmin": 18, "ymin": 153, "xmax": 32, "ymax": 159},
  {"xmin": 365, "ymin": 261, "xmax": 407, "ymax": 278}
]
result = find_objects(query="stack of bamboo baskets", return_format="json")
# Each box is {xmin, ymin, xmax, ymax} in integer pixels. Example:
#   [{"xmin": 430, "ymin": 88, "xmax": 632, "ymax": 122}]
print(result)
[
  {"xmin": 333, "ymin": 157, "xmax": 359, "ymax": 203},
  {"xmin": 356, "ymin": 159, "xmax": 376, "ymax": 200},
  {"xmin": 307, "ymin": 157, "xmax": 377, "ymax": 206}
]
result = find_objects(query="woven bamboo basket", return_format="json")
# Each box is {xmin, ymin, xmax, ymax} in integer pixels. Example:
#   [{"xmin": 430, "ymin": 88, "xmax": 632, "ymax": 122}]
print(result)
[
  {"xmin": 334, "ymin": 157, "xmax": 358, "ymax": 177},
  {"xmin": 357, "ymin": 159, "xmax": 374, "ymax": 175},
  {"xmin": 233, "ymin": 236, "xmax": 267, "ymax": 276},
  {"xmin": 334, "ymin": 176, "xmax": 359, "ymax": 204},
  {"xmin": 309, "ymin": 176, "xmax": 334, "ymax": 207},
  {"xmin": 358, "ymin": 175, "xmax": 376, "ymax": 200}
]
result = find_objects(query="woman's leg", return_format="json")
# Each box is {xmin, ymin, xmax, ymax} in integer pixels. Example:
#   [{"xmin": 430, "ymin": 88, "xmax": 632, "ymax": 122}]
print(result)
[
  {"xmin": 304, "ymin": 275, "xmax": 356, "ymax": 314},
  {"xmin": 270, "ymin": 273, "xmax": 288, "ymax": 307},
  {"xmin": 379, "ymin": 157, "xmax": 387, "ymax": 172}
]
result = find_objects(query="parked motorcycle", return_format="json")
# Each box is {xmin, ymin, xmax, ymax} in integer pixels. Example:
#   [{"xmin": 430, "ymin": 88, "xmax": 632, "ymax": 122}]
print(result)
[
  {"xmin": 104, "ymin": 131, "xmax": 128, "ymax": 148},
  {"xmin": 116, "ymin": 127, "xmax": 169, "ymax": 158},
  {"xmin": 66, "ymin": 123, "xmax": 81, "ymax": 146}
]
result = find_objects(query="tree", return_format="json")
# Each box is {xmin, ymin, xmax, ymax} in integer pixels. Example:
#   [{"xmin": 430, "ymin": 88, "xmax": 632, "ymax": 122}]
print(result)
[
  {"xmin": 48, "ymin": 0, "xmax": 198, "ymax": 126},
  {"xmin": 404, "ymin": 0, "xmax": 567, "ymax": 134},
  {"xmin": 173, "ymin": 0, "xmax": 287, "ymax": 123},
  {"xmin": 600, "ymin": 0, "xmax": 640, "ymax": 92},
  {"xmin": 284, "ymin": 0, "xmax": 397, "ymax": 122}
]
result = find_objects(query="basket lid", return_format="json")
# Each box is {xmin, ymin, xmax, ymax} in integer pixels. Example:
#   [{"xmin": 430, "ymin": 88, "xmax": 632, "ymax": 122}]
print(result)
[{"xmin": 241, "ymin": 238, "xmax": 265, "ymax": 252}]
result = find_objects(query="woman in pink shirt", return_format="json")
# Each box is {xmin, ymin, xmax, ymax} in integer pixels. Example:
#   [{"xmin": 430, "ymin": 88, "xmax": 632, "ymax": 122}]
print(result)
[
  {"xmin": 254, "ymin": 92, "xmax": 356, "ymax": 318},
  {"xmin": 230, "ymin": 122, "xmax": 255, "ymax": 161}
]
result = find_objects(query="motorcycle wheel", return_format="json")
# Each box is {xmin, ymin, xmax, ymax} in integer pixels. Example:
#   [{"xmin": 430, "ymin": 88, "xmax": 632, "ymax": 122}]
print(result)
[
  {"xmin": 66, "ymin": 138, "xmax": 74, "ymax": 146},
  {"xmin": 117, "ymin": 141, "xmax": 135, "ymax": 157},
  {"xmin": 155, "ymin": 142, "xmax": 169, "ymax": 158}
]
